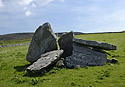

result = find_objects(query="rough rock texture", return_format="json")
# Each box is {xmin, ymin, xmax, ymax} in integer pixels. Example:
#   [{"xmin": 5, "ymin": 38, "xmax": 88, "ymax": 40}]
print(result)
[
  {"xmin": 26, "ymin": 22, "xmax": 58, "ymax": 63},
  {"xmin": 27, "ymin": 50, "xmax": 63, "ymax": 73},
  {"xmin": 73, "ymin": 38, "xmax": 116, "ymax": 50},
  {"xmin": 92, "ymin": 48, "xmax": 111, "ymax": 56},
  {"xmin": 65, "ymin": 43, "xmax": 108, "ymax": 68},
  {"xmin": 58, "ymin": 31, "xmax": 74, "ymax": 58}
]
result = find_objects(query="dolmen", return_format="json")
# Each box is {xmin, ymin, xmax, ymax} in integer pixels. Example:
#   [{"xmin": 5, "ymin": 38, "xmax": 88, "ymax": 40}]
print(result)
[{"xmin": 26, "ymin": 22, "xmax": 117, "ymax": 74}]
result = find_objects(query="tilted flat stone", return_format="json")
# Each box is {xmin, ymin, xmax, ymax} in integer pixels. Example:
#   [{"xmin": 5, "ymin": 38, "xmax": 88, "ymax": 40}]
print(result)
[
  {"xmin": 26, "ymin": 22, "xmax": 58, "ymax": 63},
  {"xmin": 27, "ymin": 50, "xmax": 63, "ymax": 73},
  {"xmin": 73, "ymin": 38, "xmax": 116, "ymax": 50},
  {"xmin": 58, "ymin": 31, "xmax": 74, "ymax": 58},
  {"xmin": 65, "ymin": 43, "xmax": 108, "ymax": 68}
]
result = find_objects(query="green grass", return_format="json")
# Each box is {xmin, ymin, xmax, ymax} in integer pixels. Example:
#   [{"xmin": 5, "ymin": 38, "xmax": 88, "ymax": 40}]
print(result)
[
  {"xmin": 0, "ymin": 33, "xmax": 125, "ymax": 87},
  {"xmin": 0, "ymin": 38, "xmax": 32, "ymax": 46}
]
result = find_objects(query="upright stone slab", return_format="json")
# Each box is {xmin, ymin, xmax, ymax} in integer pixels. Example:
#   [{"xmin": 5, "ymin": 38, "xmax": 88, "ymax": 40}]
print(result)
[
  {"xmin": 73, "ymin": 38, "xmax": 116, "ymax": 50},
  {"xmin": 65, "ymin": 43, "xmax": 108, "ymax": 68},
  {"xmin": 27, "ymin": 50, "xmax": 63, "ymax": 73},
  {"xmin": 58, "ymin": 31, "xmax": 74, "ymax": 58},
  {"xmin": 26, "ymin": 22, "xmax": 57, "ymax": 63}
]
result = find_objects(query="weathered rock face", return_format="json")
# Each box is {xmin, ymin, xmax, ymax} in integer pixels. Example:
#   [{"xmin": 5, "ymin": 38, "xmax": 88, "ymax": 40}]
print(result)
[
  {"xmin": 73, "ymin": 38, "xmax": 116, "ymax": 50},
  {"xmin": 26, "ymin": 22, "xmax": 58, "ymax": 63},
  {"xmin": 27, "ymin": 50, "xmax": 63, "ymax": 73},
  {"xmin": 65, "ymin": 43, "xmax": 108, "ymax": 68},
  {"xmin": 58, "ymin": 31, "xmax": 74, "ymax": 58}
]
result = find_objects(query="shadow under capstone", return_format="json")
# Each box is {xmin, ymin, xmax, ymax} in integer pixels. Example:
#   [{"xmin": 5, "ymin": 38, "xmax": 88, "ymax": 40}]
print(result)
[
  {"xmin": 14, "ymin": 64, "xmax": 30, "ymax": 72},
  {"xmin": 23, "ymin": 63, "xmax": 58, "ymax": 77}
]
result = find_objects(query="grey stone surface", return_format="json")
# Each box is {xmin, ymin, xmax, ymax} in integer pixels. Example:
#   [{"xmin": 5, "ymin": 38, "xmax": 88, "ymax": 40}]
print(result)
[
  {"xmin": 58, "ymin": 31, "xmax": 74, "ymax": 58},
  {"xmin": 65, "ymin": 43, "xmax": 108, "ymax": 68},
  {"xmin": 92, "ymin": 48, "xmax": 111, "ymax": 56},
  {"xmin": 73, "ymin": 38, "xmax": 116, "ymax": 50},
  {"xmin": 26, "ymin": 22, "xmax": 58, "ymax": 63},
  {"xmin": 27, "ymin": 50, "xmax": 63, "ymax": 73}
]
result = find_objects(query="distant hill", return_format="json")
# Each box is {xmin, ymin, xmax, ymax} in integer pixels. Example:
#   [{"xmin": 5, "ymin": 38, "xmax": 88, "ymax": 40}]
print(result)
[
  {"xmin": 0, "ymin": 33, "xmax": 34, "ymax": 40},
  {"xmin": 57, "ymin": 32, "xmax": 85, "ymax": 36},
  {"xmin": 0, "ymin": 31, "xmax": 124, "ymax": 41},
  {"xmin": 0, "ymin": 32, "xmax": 85, "ymax": 41}
]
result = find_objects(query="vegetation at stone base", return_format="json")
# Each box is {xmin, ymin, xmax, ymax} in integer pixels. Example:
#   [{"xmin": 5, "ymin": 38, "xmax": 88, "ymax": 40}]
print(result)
[
  {"xmin": 0, "ymin": 33, "xmax": 125, "ymax": 87},
  {"xmin": 0, "ymin": 38, "xmax": 32, "ymax": 46}
]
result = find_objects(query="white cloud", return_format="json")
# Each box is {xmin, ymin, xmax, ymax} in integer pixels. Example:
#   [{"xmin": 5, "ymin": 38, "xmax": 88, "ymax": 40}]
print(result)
[
  {"xmin": 31, "ymin": 3, "xmax": 36, "ymax": 8},
  {"xmin": 0, "ymin": 0, "xmax": 4, "ymax": 7},
  {"xmin": 1, "ymin": 0, "xmax": 64, "ymax": 8},
  {"xmin": 25, "ymin": 11, "xmax": 31, "ymax": 16},
  {"xmin": 60, "ymin": 0, "xmax": 64, "ymax": 2},
  {"xmin": 15, "ymin": 0, "xmax": 55, "ymax": 7},
  {"xmin": 16, "ymin": 0, "xmax": 33, "ymax": 6},
  {"xmin": 35, "ymin": 0, "xmax": 54, "ymax": 6},
  {"xmin": 24, "ymin": 7, "xmax": 27, "ymax": 10}
]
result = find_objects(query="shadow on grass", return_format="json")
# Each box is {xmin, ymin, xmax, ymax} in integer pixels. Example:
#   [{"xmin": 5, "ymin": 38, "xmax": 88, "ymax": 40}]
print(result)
[
  {"xmin": 23, "ymin": 72, "xmax": 45, "ymax": 77},
  {"xmin": 23, "ymin": 65, "xmax": 59, "ymax": 77},
  {"xmin": 14, "ymin": 64, "xmax": 30, "ymax": 72},
  {"xmin": 14, "ymin": 63, "xmax": 46, "ymax": 77},
  {"xmin": 14, "ymin": 63, "xmax": 64, "ymax": 77}
]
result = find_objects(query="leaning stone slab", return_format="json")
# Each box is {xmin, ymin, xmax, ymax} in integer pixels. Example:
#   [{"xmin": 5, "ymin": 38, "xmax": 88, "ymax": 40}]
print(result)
[
  {"xmin": 27, "ymin": 50, "xmax": 63, "ymax": 73},
  {"xmin": 73, "ymin": 38, "xmax": 116, "ymax": 50},
  {"xmin": 26, "ymin": 22, "xmax": 58, "ymax": 63},
  {"xmin": 58, "ymin": 31, "xmax": 74, "ymax": 58},
  {"xmin": 65, "ymin": 43, "xmax": 108, "ymax": 68}
]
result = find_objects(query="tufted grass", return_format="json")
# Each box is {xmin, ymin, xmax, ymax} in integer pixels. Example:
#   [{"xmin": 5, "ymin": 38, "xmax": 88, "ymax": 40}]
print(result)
[{"xmin": 0, "ymin": 33, "xmax": 125, "ymax": 87}]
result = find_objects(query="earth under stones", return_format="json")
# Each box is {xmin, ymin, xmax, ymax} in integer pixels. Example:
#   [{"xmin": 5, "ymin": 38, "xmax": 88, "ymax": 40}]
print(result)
[{"xmin": 26, "ymin": 22, "xmax": 117, "ymax": 74}]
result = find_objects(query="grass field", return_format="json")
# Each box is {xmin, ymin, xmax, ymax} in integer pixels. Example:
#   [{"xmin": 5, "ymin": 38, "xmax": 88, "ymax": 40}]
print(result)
[
  {"xmin": 0, "ymin": 33, "xmax": 125, "ymax": 87},
  {"xmin": 0, "ymin": 38, "xmax": 32, "ymax": 46}
]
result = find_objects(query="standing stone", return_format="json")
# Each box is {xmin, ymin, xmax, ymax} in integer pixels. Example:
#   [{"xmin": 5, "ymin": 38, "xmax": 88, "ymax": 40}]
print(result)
[
  {"xmin": 73, "ymin": 38, "xmax": 116, "ymax": 50},
  {"xmin": 26, "ymin": 22, "xmax": 58, "ymax": 63},
  {"xmin": 27, "ymin": 50, "xmax": 63, "ymax": 73},
  {"xmin": 58, "ymin": 31, "xmax": 74, "ymax": 58},
  {"xmin": 65, "ymin": 43, "xmax": 108, "ymax": 68}
]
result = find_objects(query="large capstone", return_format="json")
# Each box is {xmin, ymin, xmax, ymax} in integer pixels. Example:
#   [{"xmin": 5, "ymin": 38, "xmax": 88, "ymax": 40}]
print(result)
[
  {"xmin": 27, "ymin": 50, "xmax": 63, "ymax": 73},
  {"xmin": 58, "ymin": 31, "xmax": 74, "ymax": 58},
  {"xmin": 26, "ymin": 22, "xmax": 58, "ymax": 63},
  {"xmin": 65, "ymin": 43, "xmax": 108, "ymax": 68},
  {"xmin": 73, "ymin": 38, "xmax": 116, "ymax": 50}
]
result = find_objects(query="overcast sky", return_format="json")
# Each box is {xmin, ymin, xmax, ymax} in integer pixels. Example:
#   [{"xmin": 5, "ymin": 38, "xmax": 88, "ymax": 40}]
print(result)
[{"xmin": 0, "ymin": 0, "xmax": 125, "ymax": 35}]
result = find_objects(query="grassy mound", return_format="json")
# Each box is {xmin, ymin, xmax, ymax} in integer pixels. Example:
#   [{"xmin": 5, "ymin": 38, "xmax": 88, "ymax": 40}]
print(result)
[{"xmin": 0, "ymin": 33, "xmax": 125, "ymax": 87}]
